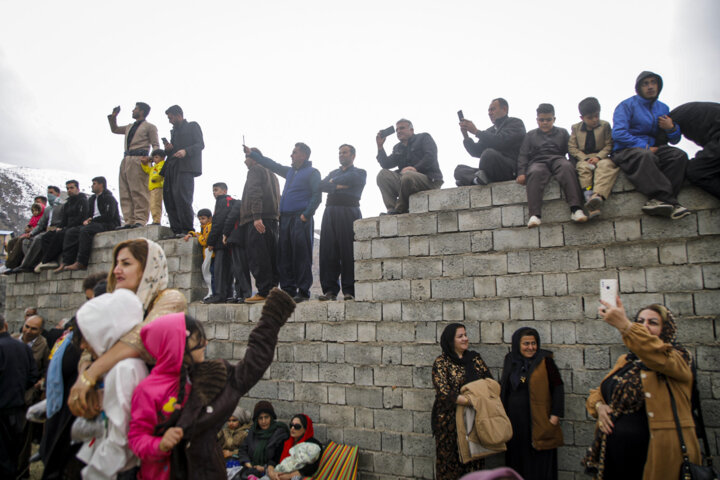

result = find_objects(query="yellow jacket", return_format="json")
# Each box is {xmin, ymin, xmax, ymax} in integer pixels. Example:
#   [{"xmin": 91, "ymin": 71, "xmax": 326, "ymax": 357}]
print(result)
[
  {"xmin": 188, "ymin": 222, "xmax": 213, "ymax": 258},
  {"xmin": 141, "ymin": 160, "xmax": 165, "ymax": 190}
]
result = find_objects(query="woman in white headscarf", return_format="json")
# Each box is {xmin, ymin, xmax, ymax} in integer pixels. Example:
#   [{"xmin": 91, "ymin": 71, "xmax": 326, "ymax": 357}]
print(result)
[{"xmin": 68, "ymin": 238, "xmax": 187, "ymax": 417}]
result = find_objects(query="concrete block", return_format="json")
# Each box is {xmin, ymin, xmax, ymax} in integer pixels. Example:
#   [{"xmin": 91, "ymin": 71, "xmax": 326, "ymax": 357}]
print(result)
[
  {"xmin": 698, "ymin": 209, "xmax": 720, "ymax": 235},
  {"xmin": 544, "ymin": 273, "xmax": 568, "ymax": 296},
  {"xmin": 442, "ymin": 256, "xmax": 464, "ymax": 277},
  {"xmin": 662, "ymin": 293, "xmax": 695, "ymax": 317},
  {"xmin": 502, "ymin": 320, "xmax": 551, "ymax": 344},
  {"xmin": 319, "ymin": 363, "xmax": 355, "ymax": 384},
  {"xmin": 374, "ymin": 365, "xmax": 414, "ymax": 387},
  {"xmin": 463, "ymin": 253, "xmax": 508, "ymax": 276},
  {"xmin": 409, "ymin": 236, "xmax": 429, "ymax": 256},
  {"xmin": 573, "ymin": 369, "xmax": 611, "ymax": 394},
  {"xmin": 473, "ymin": 277, "xmax": 497, "ymax": 298},
  {"xmin": 568, "ymin": 270, "xmax": 618, "ymax": 295},
  {"xmin": 584, "ymin": 346, "xmax": 610, "ymax": 369},
  {"xmin": 354, "ymin": 218, "xmax": 378, "ymax": 240},
  {"xmin": 437, "ymin": 211, "xmax": 458, "ymax": 233},
  {"xmin": 470, "ymin": 187, "xmax": 492, "ymax": 208},
  {"xmin": 305, "ymin": 322, "xmax": 323, "ymax": 341},
  {"xmin": 614, "ymin": 218, "xmax": 642, "ymax": 242},
  {"xmin": 355, "ymin": 408, "xmax": 375, "ymax": 428},
  {"xmin": 694, "ymin": 291, "xmax": 720, "ymax": 316},
  {"xmin": 443, "ymin": 301, "xmax": 465, "ymax": 320},
  {"xmin": 564, "ymin": 220, "xmax": 615, "ymax": 246},
  {"xmin": 354, "ymin": 240, "xmax": 372, "ymax": 260},
  {"xmin": 413, "ymin": 366, "xmax": 433, "ymax": 388},
  {"xmin": 431, "ymin": 277, "xmax": 474, "ymax": 299},
  {"xmin": 688, "ymin": 237, "xmax": 720, "ymax": 263},
  {"xmin": 579, "ymin": 248, "xmax": 605, "ymax": 269},
  {"xmin": 295, "ymin": 302, "xmax": 328, "ymax": 323},
  {"xmin": 401, "ymin": 344, "xmax": 439, "ymax": 366},
  {"xmin": 470, "ymin": 231, "xmax": 493, "ymax": 252},
  {"xmin": 429, "ymin": 232, "xmax": 471, "ymax": 255},
  {"xmin": 343, "ymin": 427, "xmax": 382, "ymax": 450},
  {"xmin": 401, "ymin": 258, "xmax": 442, "ymax": 279},
  {"xmin": 491, "ymin": 182, "xmax": 527, "ymax": 205},
  {"xmin": 382, "ymin": 385, "xmax": 404, "ymax": 408},
  {"xmin": 465, "ymin": 298, "xmax": 510, "ymax": 321},
  {"xmin": 402, "ymin": 432, "xmax": 434, "ymax": 456},
  {"xmin": 531, "ymin": 249, "xmax": 579, "ymax": 273},
  {"xmin": 402, "ymin": 389, "xmax": 434, "ymax": 411},
  {"xmin": 413, "ymin": 411, "xmax": 433, "ymax": 434},
  {"xmin": 355, "ymin": 261, "xmax": 383, "ymax": 281},
  {"xmin": 373, "ymin": 452, "xmax": 413, "ymax": 477},
  {"xmin": 497, "ymin": 274, "xmax": 543, "ymax": 297},
  {"xmin": 302, "ymin": 364, "xmax": 319, "ymax": 382},
  {"xmin": 345, "ymin": 344, "xmax": 382, "ymax": 365},
  {"xmin": 493, "ymin": 228, "xmax": 539, "ymax": 250},
  {"xmin": 409, "ymin": 191, "xmax": 429, "ymax": 213},
  {"xmin": 382, "ymin": 346, "xmax": 402, "ymax": 365},
  {"xmin": 319, "ymin": 404, "xmax": 354, "ymax": 425},
  {"xmin": 501, "ymin": 205, "xmax": 525, "ymax": 228},
  {"xmin": 414, "ymin": 322, "xmax": 437, "ymax": 344},
  {"xmin": 510, "ymin": 297, "xmax": 534, "ymax": 320},
  {"xmin": 268, "ymin": 362, "xmax": 303, "ymax": 381},
  {"xmin": 619, "ymin": 269, "xmax": 647, "ymax": 293},
  {"xmin": 378, "ymin": 215, "xmax": 398, "ymax": 237},
  {"xmin": 322, "ymin": 323, "xmax": 358, "ymax": 342},
  {"xmin": 372, "ymin": 237, "xmax": 409, "ymax": 259},
  {"xmin": 214, "ymin": 323, "xmax": 229, "ymax": 340},
  {"xmin": 355, "ymin": 366, "xmax": 374, "ymax": 386},
  {"xmin": 641, "ymin": 215, "xmax": 697, "ymax": 239},
  {"xmin": 402, "ymin": 301, "xmax": 442, "ymax": 322},
  {"xmin": 533, "ymin": 297, "xmax": 583, "ymax": 320},
  {"xmin": 480, "ymin": 321, "xmax": 503, "ymax": 343},
  {"xmin": 458, "ymin": 208, "xmax": 502, "ymax": 232},
  {"xmin": 358, "ymin": 323, "xmax": 376, "ymax": 342},
  {"xmin": 576, "ymin": 320, "xmax": 621, "ymax": 344},
  {"xmin": 345, "ymin": 302, "xmax": 382, "ymax": 321},
  {"xmin": 540, "ymin": 224, "xmax": 564, "ymax": 247},
  {"xmin": 295, "ymin": 383, "xmax": 327, "ymax": 403},
  {"xmin": 646, "ymin": 265, "xmax": 703, "ymax": 292},
  {"xmin": 620, "ymin": 292, "xmax": 664, "ymax": 317},
  {"xmin": 428, "ymin": 188, "xmax": 470, "ymax": 211},
  {"xmin": 381, "ymin": 259, "xmax": 403, "ymax": 280},
  {"xmin": 552, "ymin": 347, "xmax": 584, "ymax": 370},
  {"xmin": 605, "ymin": 244, "xmax": 658, "ymax": 268},
  {"xmin": 411, "ymin": 279, "xmax": 431, "ymax": 300},
  {"xmin": 507, "ymin": 251, "xmax": 530, "ymax": 273},
  {"xmin": 676, "ymin": 317, "xmax": 714, "ymax": 343},
  {"xmin": 293, "ymin": 344, "xmax": 327, "ymax": 362},
  {"xmin": 382, "ymin": 302, "xmax": 402, "ymax": 321},
  {"xmin": 207, "ymin": 341, "xmax": 233, "ymax": 360},
  {"xmin": 703, "ymin": 264, "xmax": 720, "ymax": 289},
  {"xmin": 355, "ymin": 282, "xmax": 373, "ymax": 301},
  {"xmin": 327, "ymin": 302, "xmax": 345, "ymax": 322},
  {"xmin": 397, "ymin": 213, "xmax": 437, "ymax": 236},
  {"xmin": 413, "ymin": 455, "xmax": 435, "ymax": 479},
  {"xmin": 377, "ymin": 322, "xmax": 416, "ymax": 343},
  {"xmin": 327, "ymin": 343, "xmax": 345, "ymax": 363},
  {"xmin": 659, "ymin": 243, "xmax": 688, "ymax": 265}
]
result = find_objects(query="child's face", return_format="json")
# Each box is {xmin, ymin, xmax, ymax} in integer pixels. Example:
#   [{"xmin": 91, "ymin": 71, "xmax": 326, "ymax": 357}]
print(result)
[
  {"xmin": 152, "ymin": 155, "xmax": 164, "ymax": 164},
  {"xmin": 187, "ymin": 333, "xmax": 207, "ymax": 363},
  {"xmin": 536, "ymin": 113, "xmax": 555, "ymax": 133},
  {"xmin": 581, "ymin": 112, "xmax": 600, "ymax": 130},
  {"xmin": 198, "ymin": 215, "xmax": 211, "ymax": 226},
  {"xmin": 227, "ymin": 417, "xmax": 240, "ymax": 430}
]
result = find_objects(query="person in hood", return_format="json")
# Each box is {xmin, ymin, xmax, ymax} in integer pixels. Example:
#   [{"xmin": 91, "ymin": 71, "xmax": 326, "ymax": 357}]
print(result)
[
  {"xmin": 611, "ymin": 71, "xmax": 691, "ymax": 220},
  {"xmin": 237, "ymin": 401, "xmax": 290, "ymax": 477},
  {"xmin": 68, "ymin": 238, "xmax": 187, "ymax": 418},
  {"xmin": 265, "ymin": 413, "xmax": 323, "ymax": 480},
  {"xmin": 669, "ymin": 101, "xmax": 720, "ymax": 199},
  {"xmin": 500, "ymin": 327, "xmax": 564, "ymax": 480},
  {"xmin": 73, "ymin": 288, "xmax": 147, "ymax": 479},
  {"xmin": 432, "ymin": 323, "xmax": 493, "ymax": 480}
]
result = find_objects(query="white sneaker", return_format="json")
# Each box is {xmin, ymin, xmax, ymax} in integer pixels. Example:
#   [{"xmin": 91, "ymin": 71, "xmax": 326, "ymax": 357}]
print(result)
[
  {"xmin": 35, "ymin": 261, "xmax": 59, "ymax": 272},
  {"xmin": 571, "ymin": 210, "xmax": 588, "ymax": 223},
  {"xmin": 527, "ymin": 216, "xmax": 541, "ymax": 228}
]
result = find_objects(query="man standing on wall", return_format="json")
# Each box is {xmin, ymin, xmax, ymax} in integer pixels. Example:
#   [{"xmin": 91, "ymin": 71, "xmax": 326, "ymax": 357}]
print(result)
[
  {"xmin": 108, "ymin": 102, "xmax": 159, "ymax": 228},
  {"xmin": 163, "ymin": 105, "xmax": 205, "ymax": 236}
]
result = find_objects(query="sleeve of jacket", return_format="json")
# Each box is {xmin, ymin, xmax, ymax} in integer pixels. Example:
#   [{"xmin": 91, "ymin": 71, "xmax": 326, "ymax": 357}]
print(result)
[
  {"xmin": 516, "ymin": 134, "xmax": 532, "ymax": 176},
  {"xmin": 432, "ymin": 357, "xmax": 458, "ymax": 407},
  {"xmin": 246, "ymin": 167, "xmax": 266, "ymax": 220},
  {"xmin": 463, "ymin": 137, "xmax": 485, "ymax": 158},
  {"xmin": 622, "ymin": 323, "xmax": 692, "ymax": 382},
  {"xmin": 376, "ymin": 147, "xmax": 399, "ymax": 170},
  {"xmin": 223, "ymin": 201, "xmax": 242, "ymax": 237},
  {"xmin": 333, "ymin": 168, "xmax": 367, "ymax": 188},
  {"xmin": 410, "ymin": 134, "xmax": 439, "ymax": 174},
  {"xmin": 96, "ymin": 194, "xmax": 120, "ymax": 225},
  {"xmin": 301, "ymin": 169, "xmax": 322, "ymax": 218},
  {"xmin": 597, "ymin": 122, "xmax": 614, "ymax": 159},
  {"xmin": 476, "ymin": 118, "xmax": 526, "ymax": 152},
  {"xmin": 612, "ymin": 101, "xmax": 647, "ymax": 150},
  {"xmin": 250, "ymin": 151, "xmax": 290, "ymax": 178},
  {"xmin": 206, "ymin": 199, "xmax": 227, "ymax": 247},
  {"xmin": 545, "ymin": 357, "xmax": 565, "ymax": 417},
  {"xmin": 148, "ymin": 123, "xmax": 160, "ymax": 150},
  {"xmin": 128, "ymin": 388, "xmax": 169, "ymax": 462},
  {"xmin": 236, "ymin": 433, "xmax": 252, "ymax": 464},
  {"xmin": 31, "ymin": 208, "xmax": 51, "ymax": 236},
  {"xmin": 568, "ymin": 124, "xmax": 586, "ymax": 162},
  {"xmin": 559, "ymin": 129, "xmax": 570, "ymax": 157},
  {"xmin": 183, "ymin": 122, "xmax": 205, "ymax": 159},
  {"xmin": 25, "ymin": 345, "xmax": 40, "ymax": 389}
]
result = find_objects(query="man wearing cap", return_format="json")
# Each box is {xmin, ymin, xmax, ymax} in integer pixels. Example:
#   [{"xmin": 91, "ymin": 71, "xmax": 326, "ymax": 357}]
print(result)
[{"xmin": 108, "ymin": 102, "xmax": 159, "ymax": 228}]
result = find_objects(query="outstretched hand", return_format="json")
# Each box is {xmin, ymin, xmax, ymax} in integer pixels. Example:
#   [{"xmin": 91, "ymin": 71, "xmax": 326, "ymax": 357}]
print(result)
[{"xmin": 598, "ymin": 297, "xmax": 632, "ymax": 332}]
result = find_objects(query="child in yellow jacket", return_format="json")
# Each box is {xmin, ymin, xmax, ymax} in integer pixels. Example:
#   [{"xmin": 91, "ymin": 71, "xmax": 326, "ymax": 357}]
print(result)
[
  {"xmin": 184, "ymin": 208, "xmax": 214, "ymax": 298},
  {"xmin": 141, "ymin": 149, "xmax": 166, "ymax": 225}
]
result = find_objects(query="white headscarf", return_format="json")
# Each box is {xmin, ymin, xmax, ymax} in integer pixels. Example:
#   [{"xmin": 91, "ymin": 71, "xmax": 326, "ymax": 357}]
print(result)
[
  {"xmin": 134, "ymin": 238, "xmax": 169, "ymax": 312},
  {"xmin": 76, "ymin": 288, "xmax": 144, "ymax": 355}
]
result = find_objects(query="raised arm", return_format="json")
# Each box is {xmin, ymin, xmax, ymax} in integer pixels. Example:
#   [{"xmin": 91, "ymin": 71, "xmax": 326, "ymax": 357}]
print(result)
[{"xmin": 250, "ymin": 151, "xmax": 291, "ymax": 178}]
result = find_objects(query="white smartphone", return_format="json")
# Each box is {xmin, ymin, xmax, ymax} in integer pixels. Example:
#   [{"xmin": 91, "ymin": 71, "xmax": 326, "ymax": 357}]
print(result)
[{"xmin": 600, "ymin": 279, "xmax": 618, "ymax": 307}]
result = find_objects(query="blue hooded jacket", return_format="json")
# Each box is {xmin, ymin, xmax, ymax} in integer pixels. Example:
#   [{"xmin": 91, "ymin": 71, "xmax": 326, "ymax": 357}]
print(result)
[{"xmin": 612, "ymin": 71, "xmax": 681, "ymax": 152}]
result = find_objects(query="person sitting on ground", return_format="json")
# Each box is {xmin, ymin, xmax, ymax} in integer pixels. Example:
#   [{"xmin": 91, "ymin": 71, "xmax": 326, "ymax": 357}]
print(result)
[
  {"xmin": 669, "ymin": 101, "xmax": 720, "ymax": 199},
  {"xmin": 454, "ymin": 98, "xmax": 527, "ymax": 186},
  {"xmin": 57, "ymin": 176, "xmax": 121, "ymax": 272},
  {"xmin": 376, "ymin": 118, "xmax": 443, "ymax": 214},
  {"xmin": 264, "ymin": 414, "xmax": 323, "ymax": 480},
  {"xmin": 237, "ymin": 401, "xmax": 290, "ymax": 478},
  {"xmin": 141, "ymin": 149, "xmax": 166, "ymax": 225},
  {"xmin": 517, "ymin": 103, "xmax": 588, "ymax": 228},
  {"xmin": 184, "ymin": 208, "xmax": 214, "ymax": 299},
  {"xmin": 218, "ymin": 407, "xmax": 253, "ymax": 463},
  {"xmin": 36, "ymin": 180, "xmax": 88, "ymax": 271},
  {"xmin": 568, "ymin": 97, "xmax": 617, "ymax": 219},
  {"xmin": 611, "ymin": 71, "xmax": 691, "ymax": 219}
]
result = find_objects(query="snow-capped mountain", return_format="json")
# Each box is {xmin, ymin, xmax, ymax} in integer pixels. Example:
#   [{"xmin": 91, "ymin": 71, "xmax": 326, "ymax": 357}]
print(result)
[{"xmin": 0, "ymin": 162, "xmax": 117, "ymax": 234}]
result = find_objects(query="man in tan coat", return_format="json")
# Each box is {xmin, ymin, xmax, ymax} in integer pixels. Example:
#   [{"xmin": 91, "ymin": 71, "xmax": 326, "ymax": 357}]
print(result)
[{"xmin": 108, "ymin": 102, "xmax": 159, "ymax": 228}]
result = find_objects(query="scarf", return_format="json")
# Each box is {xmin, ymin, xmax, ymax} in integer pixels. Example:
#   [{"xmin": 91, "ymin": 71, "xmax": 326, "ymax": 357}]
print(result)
[
  {"xmin": 251, "ymin": 420, "xmax": 283, "ymax": 466},
  {"xmin": 508, "ymin": 327, "xmax": 541, "ymax": 390},
  {"xmin": 46, "ymin": 330, "xmax": 74, "ymax": 418},
  {"xmin": 280, "ymin": 414, "xmax": 315, "ymax": 462},
  {"xmin": 582, "ymin": 305, "xmax": 691, "ymax": 478},
  {"xmin": 440, "ymin": 323, "xmax": 483, "ymax": 383}
]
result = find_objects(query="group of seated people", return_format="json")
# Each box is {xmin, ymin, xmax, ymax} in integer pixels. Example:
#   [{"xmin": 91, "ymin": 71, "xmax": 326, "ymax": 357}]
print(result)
[{"xmin": 3, "ymin": 177, "xmax": 121, "ymax": 275}]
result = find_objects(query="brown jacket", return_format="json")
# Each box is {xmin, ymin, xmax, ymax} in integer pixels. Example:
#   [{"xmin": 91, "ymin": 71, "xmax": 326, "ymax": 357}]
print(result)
[
  {"xmin": 239, "ymin": 163, "xmax": 280, "ymax": 226},
  {"xmin": 108, "ymin": 118, "xmax": 160, "ymax": 155},
  {"xmin": 586, "ymin": 324, "xmax": 701, "ymax": 480},
  {"xmin": 568, "ymin": 120, "xmax": 613, "ymax": 162}
]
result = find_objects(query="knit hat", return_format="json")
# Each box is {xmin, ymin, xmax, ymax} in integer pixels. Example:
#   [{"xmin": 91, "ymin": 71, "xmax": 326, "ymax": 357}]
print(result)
[
  {"xmin": 253, "ymin": 400, "xmax": 277, "ymax": 421},
  {"xmin": 233, "ymin": 406, "xmax": 252, "ymax": 424}
]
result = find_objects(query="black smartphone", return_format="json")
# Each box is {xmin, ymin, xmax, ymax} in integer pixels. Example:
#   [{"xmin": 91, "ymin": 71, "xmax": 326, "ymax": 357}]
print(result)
[
  {"xmin": 161, "ymin": 137, "xmax": 168, "ymax": 144},
  {"xmin": 112, "ymin": 106, "xmax": 121, "ymax": 115},
  {"xmin": 379, "ymin": 126, "xmax": 395, "ymax": 138},
  {"xmin": 457, "ymin": 110, "xmax": 464, "ymax": 121}
]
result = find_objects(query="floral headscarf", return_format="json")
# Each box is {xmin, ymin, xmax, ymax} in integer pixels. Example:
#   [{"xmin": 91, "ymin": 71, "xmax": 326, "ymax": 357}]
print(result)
[{"xmin": 135, "ymin": 239, "xmax": 169, "ymax": 312}]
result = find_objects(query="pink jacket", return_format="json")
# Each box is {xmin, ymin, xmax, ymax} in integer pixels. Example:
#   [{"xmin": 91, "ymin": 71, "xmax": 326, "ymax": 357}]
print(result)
[{"xmin": 128, "ymin": 313, "xmax": 189, "ymax": 480}]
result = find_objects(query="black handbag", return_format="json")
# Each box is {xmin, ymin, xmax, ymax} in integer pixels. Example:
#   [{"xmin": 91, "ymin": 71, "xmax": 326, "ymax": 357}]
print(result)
[{"xmin": 666, "ymin": 382, "xmax": 719, "ymax": 480}]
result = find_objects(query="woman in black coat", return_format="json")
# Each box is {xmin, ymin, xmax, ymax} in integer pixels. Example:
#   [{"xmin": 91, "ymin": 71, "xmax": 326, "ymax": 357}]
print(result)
[{"xmin": 236, "ymin": 402, "xmax": 290, "ymax": 478}]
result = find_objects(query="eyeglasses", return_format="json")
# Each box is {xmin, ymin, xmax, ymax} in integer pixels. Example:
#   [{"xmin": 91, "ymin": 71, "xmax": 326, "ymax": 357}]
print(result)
[{"xmin": 290, "ymin": 423, "xmax": 303, "ymax": 430}]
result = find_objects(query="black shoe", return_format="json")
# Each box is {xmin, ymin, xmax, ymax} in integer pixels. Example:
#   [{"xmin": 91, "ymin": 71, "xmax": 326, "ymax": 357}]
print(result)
[
  {"xmin": 343, "ymin": 294, "xmax": 355, "ymax": 301},
  {"xmin": 318, "ymin": 293, "xmax": 337, "ymax": 301},
  {"xmin": 202, "ymin": 295, "xmax": 223, "ymax": 304},
  {"xmin": 293, "ymin": 295, "xmax": 310, "ymax": 303},
  {"xmin": 133, "ymin": 223, "xmax": 143, "ymax": 228},
  {"xmin": 174, "ymin": 233, "xmax": 186, "ymax": 238},
  {"xmin": 116, "ymin": 224, "xmax": 133, "ymax": 230},
  {"xmin": 380, "ymin": 210, "xmax": 399, "ymax": 216},
  {"xmin": 473, "ymin": 170, "xmax": 490, "ymax": 185}
]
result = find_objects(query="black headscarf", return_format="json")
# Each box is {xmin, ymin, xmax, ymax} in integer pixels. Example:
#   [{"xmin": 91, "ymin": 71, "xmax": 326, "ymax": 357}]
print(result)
[
  {"xmin": 440, "ymin": 323, "xmax": 482, "ymax": 383},
  {"xmin": 508, "ymin": 327, "xmax": 541, "ymax": 389}
]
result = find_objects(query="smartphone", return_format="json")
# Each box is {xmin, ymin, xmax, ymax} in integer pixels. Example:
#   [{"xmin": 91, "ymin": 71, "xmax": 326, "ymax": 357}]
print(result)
[
  {"xmin": 112, "ymin": 106, "xmax": 121, "ymax": 115},
  {"xmin": 457, "ymin": 110, "xmax": 464, "ymax": 121},
  {"xmin": 379, "ymin": 125, "xmax": 395, "ymax": 138},
  {"xmin": 600, "ymin": 279, "xmax": 618, "ymax": 307},
  {"xmin": 161, "ymin": 137, "xmax": 168, "ymax": 144}
]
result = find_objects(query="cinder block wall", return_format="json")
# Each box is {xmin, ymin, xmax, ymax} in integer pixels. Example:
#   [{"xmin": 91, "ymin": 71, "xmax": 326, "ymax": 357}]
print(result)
[{"xmin": 2, "ymin": 175, "xmax": 719, "ymax": 479}]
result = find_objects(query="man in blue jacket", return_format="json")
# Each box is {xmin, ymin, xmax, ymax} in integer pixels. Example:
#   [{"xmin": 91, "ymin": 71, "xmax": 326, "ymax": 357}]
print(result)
[
  {"xmin": 612, "ymin": 71, "xmax": 690, "ymax": 219},
  {"xmin": 244, "ymin": 143, "xmax": 321, "ymax": 303}
]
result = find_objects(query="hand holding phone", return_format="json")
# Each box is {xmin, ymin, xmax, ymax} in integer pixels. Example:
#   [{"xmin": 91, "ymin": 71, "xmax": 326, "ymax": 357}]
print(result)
[
  {"xmin": 162, "ymin": 137, "xmax": 168, "ymax": 144},
  {"xmin": 379, "ymin": 126, "xmax": 395, "ymax": 138},
  {"xmin": 112, "ymin": 106, "xmax": 121, "ymax": 116},
  {"xmin": 457, "ymin": 110, "xmax": 464, "ymax": 121},
  {"xmin": 600, "ymin": 279, "xmax": 618, "ymax": 307}
]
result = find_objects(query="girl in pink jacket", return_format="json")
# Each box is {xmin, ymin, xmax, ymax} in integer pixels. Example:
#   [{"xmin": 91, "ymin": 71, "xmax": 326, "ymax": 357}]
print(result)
[{"xmin": 128, "ymin": 312, "xmax": 206, "ymax": 480}]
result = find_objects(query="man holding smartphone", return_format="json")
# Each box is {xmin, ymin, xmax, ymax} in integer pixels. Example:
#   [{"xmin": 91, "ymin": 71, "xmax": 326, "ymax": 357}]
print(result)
[
  {"xmin": 107, "ymin": 102, "xmax": 159, "ymax": 228},
  {"xmin": 454, "ymin": 98, "xmax": 527, "ymax": 186},
  {"xmin": 376, "ymin": 119, "xmax": 442, "ymax": 214}
]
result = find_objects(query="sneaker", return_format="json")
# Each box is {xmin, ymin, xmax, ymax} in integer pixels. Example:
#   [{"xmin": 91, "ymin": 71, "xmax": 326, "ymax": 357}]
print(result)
[
  {"xmin": 641, "ymin": 199, "xmax": 673, "ymax": 217},
  {"xmin": 343, "ymin": 294, "xmax": 355, "ymax": 301},
  {"xmin": 527, "ymin": 216, "xmax": 541, "ymax": 228},
  {"xmin": 473, "ymin": 170, "xmax": 490, "ymax": 185},
  {"xmin": 670, "ymin": 204, "xmax": 691, "ymax": 220},
  {"xmin": 571, "ymin": 210, "xmax": 588, "ymax": 223},
  {"xmin": 318, "ymin": 293, "xmax": 337, "ymax": 301},
  {"xmin": 587, "ymin": 210, "xmax": 602, "ymax": 220},
  {"xmin": 585, "ymin": 194, "xmax": 603, "ymax": 211},
  {"xmin": 293, "ymin": 295, "xmax": 310, "ymax": 303},
  {"xmin": 36, "ymin": 261, "xmax": 59, "ymax": 272},
  {"xmin": 245, "ymin": 294, "xmax": 267, "ymax": 304},
  {"xmin": 202, "ymin": 295, "xmax": 223, "ymax": 304}
]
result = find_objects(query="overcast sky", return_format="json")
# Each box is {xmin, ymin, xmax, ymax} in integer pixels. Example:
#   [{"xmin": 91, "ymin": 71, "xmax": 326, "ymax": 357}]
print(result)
[{"xmin": 1, "ymin": 0, "xmax": 719, "ymax": 225}]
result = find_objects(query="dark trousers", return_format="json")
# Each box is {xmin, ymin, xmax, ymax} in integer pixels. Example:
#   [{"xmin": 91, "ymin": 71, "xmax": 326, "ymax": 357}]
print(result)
[
  {"xmin": 320, "ymin": 206, "xmax": 361, "ymax": 296},
  {"xmin": 526, "ymin": 156, "xmax": 584, "ymax": 217},
  {"xmin": 228, "ymin": 234, "xmax": 252, "ymax": 300},
  {"xmin": 5, "ymin": 237, "xmax": 24, "ymax": 269},
  {"xmin": 612, "ymin": 146, "xmax": 688, "ymax": 204},
  {"xmin": 212, "ymin": 248, "xmax": 233, "ymax": 300},
  {"xmin": 454, "ymin": 148, "xmax": 516, "ymax": 186},
  {"xmin": 19, "ymin": 234, "xmax": 45, "ymax": 270},
  {"xmin": 0, "ymin": 407, "xmax": 25, "ymax": 478},
  {"xmin": 163, "ymin": 165, "xmax": 195, "ymax": 234},
  {"xmin": 41, "ymin": 229, "xmax": 66, "ymax": 263},
  {"xmin": 62, "ymin": 222, "xmax": 110, "ymax": 266},
  {"xmin": 278, "ymin": 213, "xmax": 314, "ymax": 298},
  {"xmin": 246, "ymin": 219, "xmax": 279, "ymax": 297},
  {"xmin": 686, "ymin": 138, "xmax": 720, "ymax": 199}
]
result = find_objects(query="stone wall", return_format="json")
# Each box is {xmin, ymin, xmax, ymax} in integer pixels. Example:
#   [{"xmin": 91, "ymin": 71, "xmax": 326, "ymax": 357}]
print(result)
[{"xmin": 2, "ymin": 175, "xmax": 719, "ymax": 479}]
